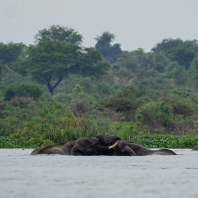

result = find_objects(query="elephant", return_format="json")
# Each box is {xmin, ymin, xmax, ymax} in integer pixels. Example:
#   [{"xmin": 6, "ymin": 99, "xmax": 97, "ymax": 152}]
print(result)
[
  {"xmin": 192, "ymin": 145, "xmax": 198, "ymax": 150},
  {"xmin": 30, "ymin": 134, "xmax": 121, "ymax": 155},
  {"xmin": 99, "ymin": 140, "xmax": 177, "ymax": 156},
  {"xmin": 65, "ymin": 134, "xmax": 121, "ymax": 156},
  {"xmin": 31, "ymin": 145, "xmax": 65, "ymax": 155}
]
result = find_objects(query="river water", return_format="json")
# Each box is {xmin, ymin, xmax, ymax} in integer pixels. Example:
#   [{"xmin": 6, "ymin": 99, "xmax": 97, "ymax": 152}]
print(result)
[{"xmin": 0, "ymin": 149, "xmax": 198, "ymax": 198}]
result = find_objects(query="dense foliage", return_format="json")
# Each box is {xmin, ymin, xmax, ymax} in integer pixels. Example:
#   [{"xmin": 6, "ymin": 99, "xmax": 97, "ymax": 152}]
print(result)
[{"xmin": 1, "ymin": 26, "xmax": 198, "ymax": 148}]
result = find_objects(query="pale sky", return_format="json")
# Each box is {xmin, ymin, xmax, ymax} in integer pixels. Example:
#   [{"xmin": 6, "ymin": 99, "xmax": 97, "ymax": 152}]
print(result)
[{"xmin": 1, "ymin": 0, "xmax": 198, "ymax": 51}]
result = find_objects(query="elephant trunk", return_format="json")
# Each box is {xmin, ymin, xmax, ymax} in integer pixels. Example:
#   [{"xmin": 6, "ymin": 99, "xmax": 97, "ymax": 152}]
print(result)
[{"xmin": 96, "ymin": 134, "xmax": 110, "ymax": 146}]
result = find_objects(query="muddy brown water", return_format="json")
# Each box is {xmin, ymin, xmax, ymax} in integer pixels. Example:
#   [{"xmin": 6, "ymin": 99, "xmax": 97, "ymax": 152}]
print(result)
[{"xmin": 0, "ymin": 149, "xmax": 198, "ymax": 198}]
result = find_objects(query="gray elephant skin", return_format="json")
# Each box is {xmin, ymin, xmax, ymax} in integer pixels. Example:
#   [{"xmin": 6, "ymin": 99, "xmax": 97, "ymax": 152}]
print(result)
[
  {"xmin": 99, "ymin": 140, "xmax": 176, "ymax": 156},
  {"xmin": 31, "ymin": 134, "xmax": 121, "ymax": 156},
  {"xmin": 192, "ymin": 145, "xmax": 198, "ymax": 150},
  {"xmin": 31, "ymin": 134, "xmax": 176, "ymax": 156}
]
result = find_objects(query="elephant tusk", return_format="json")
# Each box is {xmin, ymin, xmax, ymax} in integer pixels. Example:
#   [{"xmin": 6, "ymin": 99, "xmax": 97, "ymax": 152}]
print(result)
[{"xmin": 108, "ymin": 142, "xmax": 118, "ymax": 149}]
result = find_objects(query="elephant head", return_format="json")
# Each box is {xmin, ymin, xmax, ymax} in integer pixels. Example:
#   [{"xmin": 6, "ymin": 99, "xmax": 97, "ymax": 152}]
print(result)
[
  {"xmin": 100, "ymin": 140, "xmax": 176, "ymax": 156},
  {"xmin": 96, "ymin": 134, "xmax": 121, "ymax": 145},
  {"xmin": 69, "ymin": 135, "xmax": 119, "ymax": 156}
]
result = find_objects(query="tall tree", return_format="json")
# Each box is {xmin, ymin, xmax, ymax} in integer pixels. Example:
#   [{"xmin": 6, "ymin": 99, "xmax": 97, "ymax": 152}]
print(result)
[
  {"xmin": 151, "ymin": 38, "xmax": 184, "ymax": 54},
  {"xmin": 13, "ymin": 40, "xmax": 110, "ymax": 95},
  {"xmin": 152, "ymin": 38, "xmax": 198, "ymax": 54},
  {"xmin": 95, "ymin": 32, "xmax": 122, "ymax": 63},
  {"xmin": 0, "ymin": 42, "xmax": 26, "ymax": 66},
  {"xmin": 34, "ymin": 25, "xmax": 83, "ymax": 45},
  {"xmin": 13, "ymin": 26, "xmax": 110, "ymax": 95},
  {"xmin": 168, "ymin": 48, "xmax": 196, "ymax": 70},
  {"xmin": 0, "ymin": 64, "xmax": 3, "ymax": 81},
  {"xmin": 152, "ymin": 38, "xmax": 198, "ymax": 70}
]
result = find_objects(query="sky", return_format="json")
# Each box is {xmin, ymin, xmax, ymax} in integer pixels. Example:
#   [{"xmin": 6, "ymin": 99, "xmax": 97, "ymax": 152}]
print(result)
[{"xmin": 1, "ymin": 0, "xmax": 198, "ymax": 52}]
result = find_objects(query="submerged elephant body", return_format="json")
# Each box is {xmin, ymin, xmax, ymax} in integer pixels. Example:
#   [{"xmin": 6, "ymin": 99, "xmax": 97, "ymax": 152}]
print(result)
[
  {"xmin": 31, "ymin": 134, "xmax": 176, "ymax": 156},
  {"xmin": 31, "ymin": 134, "xmax": 121, "ymax": 156},
  {"xmin": 100, "ymin": 140, "xmax": 176, "ymax": 156},
  {"xmin": 31, "ymin": 145, "xmax": 65, "ymax": 155},
  {"xmin": 192, "ymin": 145, "xmax": 198, "ymax": 150},
  {"xmin": 64, "ymin": 137, "xmax": 119, "ymax": 156}
]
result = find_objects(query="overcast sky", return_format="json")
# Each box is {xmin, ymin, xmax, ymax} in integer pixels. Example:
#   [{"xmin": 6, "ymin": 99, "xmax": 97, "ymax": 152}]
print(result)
[{"xmin": 1, "ymin": 0, "xmax": 198, "ymax": 51}]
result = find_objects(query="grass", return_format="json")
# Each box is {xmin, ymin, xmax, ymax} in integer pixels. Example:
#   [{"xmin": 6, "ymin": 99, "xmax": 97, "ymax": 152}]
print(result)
[
  {"xmin": 133, "ymin": 135, "xmax": 198, "ymax": 148},
  {"xmin": 1, "ymin": 134, "xmax": 198, "ymax": 149}
]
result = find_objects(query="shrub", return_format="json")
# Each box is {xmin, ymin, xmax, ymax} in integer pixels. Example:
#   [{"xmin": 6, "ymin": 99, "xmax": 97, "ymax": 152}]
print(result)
[
  {"xmin": 69, "ymin": 93, "xmax": 95, "ymax": 115},
  {"xmin": 3, "ymin": 82, "xmax": 43, "ymax": 101},
  {"xmin": 53, "ymin": 93, "xmax": 72, "ymax": 103},
  {"xmin": 10, "ymin": 97, "xmax": 35, "ymax": 108},
  {"xmin": 161, "ymin": 94, "xmax": 194, "ymax": 116}
]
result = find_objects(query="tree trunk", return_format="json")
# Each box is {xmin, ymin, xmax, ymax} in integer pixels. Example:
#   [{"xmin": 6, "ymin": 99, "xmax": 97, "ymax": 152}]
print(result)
[{"xmin": 46, "ymin": 76, "xmax": 62, "ymax": 95}]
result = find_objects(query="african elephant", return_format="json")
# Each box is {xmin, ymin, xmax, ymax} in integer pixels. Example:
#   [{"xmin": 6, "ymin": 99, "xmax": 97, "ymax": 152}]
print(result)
[
  {"xmin": 30, "ymin": 134, "xmax": 120, "ymax": 155},
  {"xmin": 30, "ymin": 145, "xmax": 65, "ymax": 155},
  {"xmin": 100, "ymin": 140, "xmax": 177, "ymax": 156},
  {"xmin": 64, "ymin": 134, "xmax": 121, "ymax": 156},
  {"xmin": 192, "ymin": 145, "xmax": 198, "ymax": 150}
]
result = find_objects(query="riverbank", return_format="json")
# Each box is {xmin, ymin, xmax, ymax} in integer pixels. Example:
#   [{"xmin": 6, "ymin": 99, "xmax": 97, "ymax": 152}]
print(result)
[{"xmin": 1, "ymin": 135, "xmax": 198, "ymax": 149}]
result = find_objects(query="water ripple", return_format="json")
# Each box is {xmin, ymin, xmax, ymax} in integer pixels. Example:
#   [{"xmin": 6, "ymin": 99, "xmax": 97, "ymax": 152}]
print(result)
[{"xmin": 0, "ymin": 149, "xmax": 198, "ymax": 198}]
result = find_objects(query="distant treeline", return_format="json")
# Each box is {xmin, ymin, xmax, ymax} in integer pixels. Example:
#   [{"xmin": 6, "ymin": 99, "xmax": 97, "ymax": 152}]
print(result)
[{"xmin": 0, "ymin": 25, "xmax": 198, "ymax": 148}]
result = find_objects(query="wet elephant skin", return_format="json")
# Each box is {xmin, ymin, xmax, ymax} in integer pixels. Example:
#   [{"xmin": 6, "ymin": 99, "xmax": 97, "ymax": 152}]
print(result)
[
  {"xmin": 192, "ymin": 145, "xmax": 198, "ymax": 150},
  {"xmin": 30, "ymin": 134, "xmax": 121, "ymax": 155},
  {"xmin": 100, "ymin": 140, "xmax": 177, "ymax": 156}
]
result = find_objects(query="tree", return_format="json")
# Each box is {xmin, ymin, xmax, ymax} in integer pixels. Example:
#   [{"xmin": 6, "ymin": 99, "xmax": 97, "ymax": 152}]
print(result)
[
  {"xmin": 0, "ymin": 64, "xmax": 3, "ymax": 81},
  {"xmin": 3, "ymin": 82, "xmax": 43, "ymax": 101},
  {"xmin": 152, "ymin": 38, "xmax": 183, "ymax": 54},
  {"xmin": 95, "ymin": 32, "xmax": 122, "ymax": 63},
  {"xmin": 190, "ymin": 57, "xmax": 198, "ymax": 89},
  {"xmin": 34, "ymin": 25, "xmax": 83, "ymax": 45},
  {"xmin": 168, "ymin": 48, "xmax": 196, "ymax": 70},
  {"xmin": 152, "ymin": 38, "xmax": 198, "ymax": 54},
  {"xmin": 13, "ymin": 26, "xmax": 110, "ymax": 95},
  {"xmin": 102, "ymin": 85, "xmax": 143, "ymax": 121},
  {"xmin": 0, "ymin": 42, "xmax": 26, "ymax": 66},
  {"xmin": 14, "ymin": 40, "xmax": 110, "ymax": 95},
  {"xmin": 152, "ymin": 38, "xmax": 197, "ymax": 70}
]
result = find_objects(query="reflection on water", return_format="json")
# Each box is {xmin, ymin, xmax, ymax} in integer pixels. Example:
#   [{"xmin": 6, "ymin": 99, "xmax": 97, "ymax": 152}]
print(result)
[{"xmin": 0, "ymin": 149, "xmax": 198, "ymax": 198}]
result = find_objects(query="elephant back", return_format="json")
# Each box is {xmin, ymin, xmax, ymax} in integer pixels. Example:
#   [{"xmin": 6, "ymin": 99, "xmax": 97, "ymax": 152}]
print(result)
[
  {"xmin": 192, "ymin": 145, "xmax": 198, "ymax": 150},
  {"xmin": 31, "ymin": 145, "xmax": 55, "ymax": 155},
  {"xmin": 61, "ymin": 141, "xmax": 76, "ymax": 154}
]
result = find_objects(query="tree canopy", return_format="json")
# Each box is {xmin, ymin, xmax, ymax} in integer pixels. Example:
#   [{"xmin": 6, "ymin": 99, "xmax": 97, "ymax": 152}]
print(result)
[
  {"xmin": 34, "ymin": 25, "xmax": 83, "ymax": 45},
  {"xmin": 0, "ymin": 42, "xmax": 26, "ymax": 66},
  {"xmin": 2, "ymin": 29, "xmax": 198, "ymax": 138},
  {"xmin": 14, "ymin": 40, "xmax": 110, "ymax": 95},
  {"xmin": 95, "ymin": 32, "xmax": 122, "ymax": 63},
  {"xmin": 151, "ymin": 38, "xmax": 198, "ymax": 54}
]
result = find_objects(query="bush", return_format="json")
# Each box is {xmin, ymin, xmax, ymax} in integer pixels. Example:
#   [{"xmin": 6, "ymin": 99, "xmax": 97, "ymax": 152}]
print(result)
[
  {"xmin": 162, "ymin": 94, "xmax": 194, "ymax": 116},
  {"xmin": 53, "ymin": 93, "xmax": 72, "ymax": 103},
  {"xmin": 69, "ymin": 93, "xmax": 95, "ymax": 115},
  {"xmin": 3, "ymin": 82, "xmax": 43, "ymax": 101}
]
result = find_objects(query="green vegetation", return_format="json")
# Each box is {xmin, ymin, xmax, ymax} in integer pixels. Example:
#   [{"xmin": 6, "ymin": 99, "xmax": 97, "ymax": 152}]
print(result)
[{"xmin": 1, "ymin": 25, "xmax": 198, "ymax": 148}]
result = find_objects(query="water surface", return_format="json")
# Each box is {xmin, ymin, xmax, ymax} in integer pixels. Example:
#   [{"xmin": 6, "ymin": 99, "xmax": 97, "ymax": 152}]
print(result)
[{"xmin": 0, "ymin": 149, "xmax": 198, "ymax": 198}]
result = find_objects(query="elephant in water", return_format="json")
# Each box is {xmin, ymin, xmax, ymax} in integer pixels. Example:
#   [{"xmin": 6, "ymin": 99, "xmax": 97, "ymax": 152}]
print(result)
[
  {"xmin": 30, "ymin": 134, "xmax": 121, "ymax": 155},
  {"xmin": 99, "ymin": 140, "xmax": 177, "ymax": 156},
  {"xmin": 30, "ymin": 145, "xmax": 65, "ymax": 155},
  {"xmin": 192, "ymin": 145, "xmax": 198, "ymax": 150}
]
